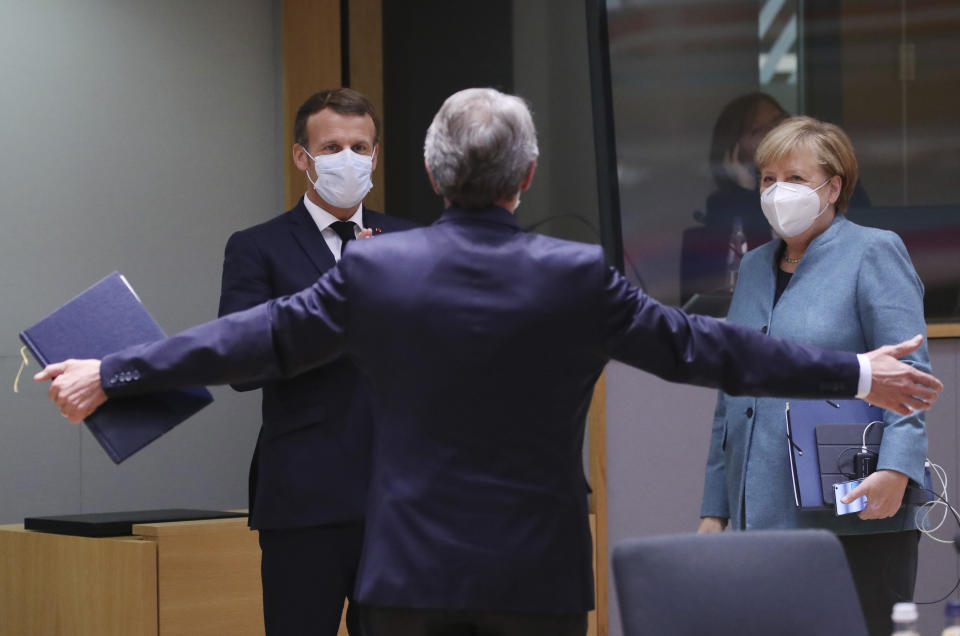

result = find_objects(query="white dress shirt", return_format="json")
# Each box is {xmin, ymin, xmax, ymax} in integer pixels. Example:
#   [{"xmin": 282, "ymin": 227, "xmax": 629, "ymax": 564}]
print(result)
[
  {"xmin": 302, "ymin": 195, "xmax": 363, "ymax": 262},
  {"xmin": 855, "ymin": 353, "xmax": 871, "ymax": 399}
]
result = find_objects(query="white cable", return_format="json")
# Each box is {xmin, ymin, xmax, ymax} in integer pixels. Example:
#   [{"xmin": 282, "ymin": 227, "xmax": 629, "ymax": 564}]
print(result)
[
  {"xmin": 916, "ymin": 459, "xmax": 959, "ymax": 544},
  {"xmin": 917, "ymin": 460, "xmax": 948, "ymax": 537},
  {"xmin": 916, "ymin": 461, "xmax": 943, "ymax": 534},
  {"xmin": 861, "ymin": 420, "xmax": 883, "ymax": 450}
]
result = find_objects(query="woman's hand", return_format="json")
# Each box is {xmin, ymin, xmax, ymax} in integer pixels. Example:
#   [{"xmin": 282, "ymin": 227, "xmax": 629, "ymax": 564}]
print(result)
[
  {"xmin": 698, "ymin": 516, "xmax": 728, "ymax": 533},
  {"xmin": 840, "ymin": 469, "xmax": 910, "ymax": 520}
]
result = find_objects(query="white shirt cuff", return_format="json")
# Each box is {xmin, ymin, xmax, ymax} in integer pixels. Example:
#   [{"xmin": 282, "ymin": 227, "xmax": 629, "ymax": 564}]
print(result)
[{"xmin": 855, "ymin": 353, "xmax": 872, "ymax": 399}]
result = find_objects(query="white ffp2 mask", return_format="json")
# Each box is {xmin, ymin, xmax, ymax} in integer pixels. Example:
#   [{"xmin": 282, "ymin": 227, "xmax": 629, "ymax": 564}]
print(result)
[
  {"xmin": 304, "ymin": 148, "xmax": 374, "ymax": 208},
  {"xmin": 759, "ymin": 179, "xmax": 831, "ymax": 238}
]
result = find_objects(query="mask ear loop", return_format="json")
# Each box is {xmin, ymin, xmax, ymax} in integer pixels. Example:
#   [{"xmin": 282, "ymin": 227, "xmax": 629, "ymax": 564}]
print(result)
[
  {"xmin": 298, "ymin": 145, "xmax": 321, "ymax": 189},
  {"xmin": 13, "ymin": 346, "xmax": 29, "ymax": 393},
  {"xmin": 811, "ymin": 177, "xmax": 836, "ymax": 218}
]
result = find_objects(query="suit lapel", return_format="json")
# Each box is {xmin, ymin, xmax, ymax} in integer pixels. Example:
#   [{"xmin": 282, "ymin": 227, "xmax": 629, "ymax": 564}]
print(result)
[
  {"xmin": 361, "ymin": 209, "xmax": 387, "ymax": 236},
  {"xmin": 288, "ymin": 202, "xmax": 337, "ymax": 273}
]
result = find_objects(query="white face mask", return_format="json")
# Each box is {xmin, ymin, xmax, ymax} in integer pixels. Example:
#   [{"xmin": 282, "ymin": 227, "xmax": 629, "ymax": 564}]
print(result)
[
  {"xmin": 304, "ymin": 147, "xmax": 374, "ymax": 208},
  {"xmin": 759, "ymin": 179, "xmax": 831, "ymax": 238}
]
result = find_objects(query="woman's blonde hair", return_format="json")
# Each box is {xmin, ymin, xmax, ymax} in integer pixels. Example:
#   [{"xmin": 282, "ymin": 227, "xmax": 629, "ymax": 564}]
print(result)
[{"xmin": 755, "ymin": 116, "xmax": 859, "ymax": 214}]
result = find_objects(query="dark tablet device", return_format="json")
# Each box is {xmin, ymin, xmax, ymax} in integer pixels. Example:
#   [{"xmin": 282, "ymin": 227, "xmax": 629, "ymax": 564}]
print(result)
[{"xmin": 24, "ymin": 509, "xmax": 247, "ymax": 537}]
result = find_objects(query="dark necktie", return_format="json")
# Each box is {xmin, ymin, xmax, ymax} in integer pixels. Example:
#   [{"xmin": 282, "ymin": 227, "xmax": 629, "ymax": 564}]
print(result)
[{"xmin": 330, "ymin": 221, "xmax": 357, "ymax": 252}]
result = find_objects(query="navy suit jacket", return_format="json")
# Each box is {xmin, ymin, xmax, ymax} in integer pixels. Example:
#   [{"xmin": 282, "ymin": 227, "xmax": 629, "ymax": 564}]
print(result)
[
  {"xmin": 102, "ymin": 206, "xmax": 859, "ymax": 613},
  {"xmin": 218, "ymin": 200, "xmax": 415, "ymax": 529}
]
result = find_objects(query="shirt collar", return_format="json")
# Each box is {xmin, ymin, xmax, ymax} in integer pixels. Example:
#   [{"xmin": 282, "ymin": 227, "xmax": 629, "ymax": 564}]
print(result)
[
  {"xmin": 435, "ymin": 205, "xmax": 519, "ymax": 229},
  {"xmin": 302, "ymin": 194, "xmax": 363, "ymax": 232}
]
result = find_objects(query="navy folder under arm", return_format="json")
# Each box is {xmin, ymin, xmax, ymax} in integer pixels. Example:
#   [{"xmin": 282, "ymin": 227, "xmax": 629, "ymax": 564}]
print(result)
[
  {"xmin": 786, "ymin": 399, "xmax": 883, "ymax": 509},
  {"xmin": 20, "ymin": 272, "xmax": 213, "ymax": 464}
]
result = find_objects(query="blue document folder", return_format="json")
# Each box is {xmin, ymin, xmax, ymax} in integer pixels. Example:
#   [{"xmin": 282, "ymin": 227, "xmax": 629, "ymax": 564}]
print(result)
[
  {"xmin": 785, "ymin": 399, "xmax": 882, "ymax": 509},
  {"xmin": 20, "ymin": 272, "xmax": 213, "ymax": 464}
]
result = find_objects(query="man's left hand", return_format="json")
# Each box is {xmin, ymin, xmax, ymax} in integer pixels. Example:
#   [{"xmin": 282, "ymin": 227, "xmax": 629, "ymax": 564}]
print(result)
[
  {"xmin": 34, "ymin": 359, "xmax": 107, "ymax": 424},
  {"xmin": 840, "ymin": 469, "xmax": 909, "ymax": 520}
]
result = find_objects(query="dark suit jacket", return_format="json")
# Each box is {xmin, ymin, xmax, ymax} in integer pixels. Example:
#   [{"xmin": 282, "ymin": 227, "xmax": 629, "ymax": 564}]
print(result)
[
  {"xmin": 102, "ymin": 206, "xmax": 858, "ymax": 613},
  {"xmin": 218, "ymin": 200, "xmax": 415, "ymax": 529}
]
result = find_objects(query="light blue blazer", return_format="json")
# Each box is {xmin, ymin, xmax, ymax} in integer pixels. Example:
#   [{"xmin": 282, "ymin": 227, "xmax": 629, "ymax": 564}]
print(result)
[{"xmin": 700, "ymin": 214, "xmax": 930, "ymax": 534}]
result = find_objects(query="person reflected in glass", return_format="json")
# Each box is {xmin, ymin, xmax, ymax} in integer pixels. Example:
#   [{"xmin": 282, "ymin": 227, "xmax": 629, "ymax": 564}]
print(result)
[
  {"xmin": 680, "ymin": 93, "xmax": 871, "ymax": 310},
  {"xmin": 680, "ymin": 93, "xmax": 787, "ymax": 307},
  {"xmin": 697, "ymin": 116, "xmax": 929, "ymax": 636}
]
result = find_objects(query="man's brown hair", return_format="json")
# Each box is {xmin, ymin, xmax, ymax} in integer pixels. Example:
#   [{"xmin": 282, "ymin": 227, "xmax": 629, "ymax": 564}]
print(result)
[{"xmin": 293, "ymin": 88, "xmax": 380, "ymax": 150}]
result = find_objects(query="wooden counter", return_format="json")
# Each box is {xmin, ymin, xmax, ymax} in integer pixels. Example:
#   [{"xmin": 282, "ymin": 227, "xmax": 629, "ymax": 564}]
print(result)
[
  {"xmin": 1, "ymin": 512, "xmax": 599, "ymax": 636},
  {"xmin": 0, "ymin": 517, "xmax": 262, "ymax": 636}
]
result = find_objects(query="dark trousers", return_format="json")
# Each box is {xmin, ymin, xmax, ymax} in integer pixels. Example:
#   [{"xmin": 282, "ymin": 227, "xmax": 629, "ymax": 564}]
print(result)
[
  {"xmin": 839, "ymin": 530, "xmax": 920, "ymax": 636},
  {"xmin": 360, "ymin": 606, "xmax": 588, "ymax": 636},
  {"xmin": 258, "ymin": 522, "xmax": 365, "ymax": 636}
]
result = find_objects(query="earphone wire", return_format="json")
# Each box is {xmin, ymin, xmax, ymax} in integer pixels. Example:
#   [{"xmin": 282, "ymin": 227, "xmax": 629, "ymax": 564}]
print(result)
[
  {"xmin": 913, "ymin": 458, "xmax": 960, "ymax": 605},
  {"xmin": 916, "ymin": 459, "xmax": 955, "ymax": 544}
]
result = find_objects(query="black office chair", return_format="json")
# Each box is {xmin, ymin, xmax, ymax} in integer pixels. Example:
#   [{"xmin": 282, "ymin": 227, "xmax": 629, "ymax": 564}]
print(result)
[{"xmin": 612, "ymin": 529, "xmax": 868, "ymax": 636}]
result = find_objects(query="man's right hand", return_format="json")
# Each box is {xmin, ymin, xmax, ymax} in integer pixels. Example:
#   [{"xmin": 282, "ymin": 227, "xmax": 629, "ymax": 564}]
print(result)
[
  {"xmin": 864, "ymin": 335, "xmax": 942, "ymax": 415},
  {"xmin": 34, "ymin": 359, "xmax": 107, "ymax": 424}
]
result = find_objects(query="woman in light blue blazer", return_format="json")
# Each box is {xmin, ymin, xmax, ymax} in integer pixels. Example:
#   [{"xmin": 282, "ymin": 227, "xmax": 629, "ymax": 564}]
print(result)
[{"xmin": 698, "ymin": 116, "xmax": 929, "ymax": 636}]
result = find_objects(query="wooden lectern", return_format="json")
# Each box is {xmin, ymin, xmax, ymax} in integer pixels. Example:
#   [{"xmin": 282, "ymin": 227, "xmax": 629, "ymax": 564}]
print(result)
[
  {"xmin": 1, "ymin": 514, "xmax": 599, "ymax": 636},
  {"xmin": 0, "ymin": 517, "xmax": 263, "ymax": 636}
]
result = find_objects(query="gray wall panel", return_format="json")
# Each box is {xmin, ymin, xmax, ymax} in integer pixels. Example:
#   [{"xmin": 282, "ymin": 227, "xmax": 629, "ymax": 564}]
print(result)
[
  {"xmin": 606, "ymin": 360, "xmax": 718, "ymax": 635},
  {"xmin": 916, "ymin": 339, "xmax": 960, "ymax": 633},
  {"xmin": 0, "ymin": 0, "xmax": 282, "ymax": 523},
  {"xmin": 78, "ymin": 386, "xmax": 263, "ymax": 513},
  {"xmin": 1, "ymin": 357, "xmax": 81, "ymax": 519},
  {"xmin": 606, "ymin": 340, "xmax": 960, "ymax": 636}
]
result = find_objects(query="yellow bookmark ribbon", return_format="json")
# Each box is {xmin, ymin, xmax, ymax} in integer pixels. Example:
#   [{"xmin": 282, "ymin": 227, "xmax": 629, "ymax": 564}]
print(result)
[{"xmin": 13, "ymin": 346, "xmax": 29, "ymax": 394}]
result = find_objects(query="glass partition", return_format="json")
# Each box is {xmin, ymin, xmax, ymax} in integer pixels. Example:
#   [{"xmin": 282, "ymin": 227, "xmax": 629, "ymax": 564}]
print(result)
[{"xmin": 606, "ymin": 0, "xmax": 960, "ymax": 321}]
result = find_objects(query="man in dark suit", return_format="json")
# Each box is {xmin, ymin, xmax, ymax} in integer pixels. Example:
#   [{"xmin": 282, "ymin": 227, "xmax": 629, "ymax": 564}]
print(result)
[
  {"xmin": 218, "ymin": 88, "xmax": 413, "ymax": 636},
  {"xmin": 40, "ymin": 88, "xmax": 941, "ymax": 636}
]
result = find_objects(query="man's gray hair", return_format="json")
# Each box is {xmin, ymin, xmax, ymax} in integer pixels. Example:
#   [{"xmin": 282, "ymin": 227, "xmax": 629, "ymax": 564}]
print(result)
[{"xmin": 424, "ymin": 88, "xmax": 539, "ymax": 209}]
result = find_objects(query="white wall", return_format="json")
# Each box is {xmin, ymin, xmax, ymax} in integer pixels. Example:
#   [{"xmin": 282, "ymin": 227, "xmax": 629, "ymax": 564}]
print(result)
[{"xmin": 0, "ymin": 0, "xmax": 282, "ymax": 522}]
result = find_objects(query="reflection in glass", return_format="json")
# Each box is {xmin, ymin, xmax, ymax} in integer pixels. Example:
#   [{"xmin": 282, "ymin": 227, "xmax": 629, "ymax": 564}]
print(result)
[{"xmin": 607, "ymin": 0, "xmax": 960, "ymax": 321}]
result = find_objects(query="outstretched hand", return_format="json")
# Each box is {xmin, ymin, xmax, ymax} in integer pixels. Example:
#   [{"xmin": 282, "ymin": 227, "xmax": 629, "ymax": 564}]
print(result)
[
  {"xmin": 33, "ymin": 359, "xmax": 106, "ymax": 424},
  {"xmin": 863, "ymin": 335, "xmax": 942, "ymax": 415}
]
